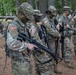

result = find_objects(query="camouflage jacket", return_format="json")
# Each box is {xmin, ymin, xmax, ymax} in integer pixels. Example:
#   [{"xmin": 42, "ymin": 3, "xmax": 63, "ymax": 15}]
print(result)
[
  {"xmin": 42, "ymin": 16, "xmax": 60, "ymax": 41},
  {"xmin": 58, "ymin": 15, "xmax": 74, "ymax": 37}
]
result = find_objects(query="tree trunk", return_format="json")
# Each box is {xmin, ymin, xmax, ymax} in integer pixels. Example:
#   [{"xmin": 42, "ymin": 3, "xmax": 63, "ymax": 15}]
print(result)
[
  {"xmin": 39, "ymin": 0, "xmax": 47, "ymax": 17},
  {"xmin": 15, "ymin": 0, "xmax": 21, "ymax": 8},
  {"xmin": 35, "ymin": 0, "xmax": 38, "ymax": 9},
  {"xmin": 29, "ymin": 0, "xmax": 33, "ymax": 6},
  {"xmin": 48, "ymin": 0, "xmax": 55, "ymax": 7},
  {"xmin": 72, "ymin": 0, "xmax": 76, "ymax": 12},
  {"xmin": 26, "ymin": 0, "xmax": 29, "ymax": 2},
  {"xmin": 62, "ymin": 0, "xmax": 65, "ymax": 12},
  {"xmin": 74, "ymin": 0, "xmax": 76, "ymax": 11},
  {"xmin": 65, "ymin": 0, "xmax": 69, "ymax": 6}
]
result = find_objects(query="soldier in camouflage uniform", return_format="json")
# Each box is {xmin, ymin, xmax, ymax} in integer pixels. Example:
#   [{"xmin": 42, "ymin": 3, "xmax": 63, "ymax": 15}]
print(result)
[
  {"xmin": 29, "ymin": 9, "xmax": 55, "ymax": 75},
  {"xmin": 71, "ymin": 16, "xmax": 76, "ymax": 56},
  {"xmin": 6, "ymin": 2, "xmax": 38, "ymax": 75},
  {"xmin": 42, "ymin": 6, "xmax": 62, "ymax": 74},
  {"xmin": 58, "ymin": 6, "xmax": 74, "ymax": 68}
]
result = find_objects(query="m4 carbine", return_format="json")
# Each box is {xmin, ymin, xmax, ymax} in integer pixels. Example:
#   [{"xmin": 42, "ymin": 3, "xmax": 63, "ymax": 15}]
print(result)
[{"xmin": 17, "ymin": 33, "xmax": 62, "ymax": 64}]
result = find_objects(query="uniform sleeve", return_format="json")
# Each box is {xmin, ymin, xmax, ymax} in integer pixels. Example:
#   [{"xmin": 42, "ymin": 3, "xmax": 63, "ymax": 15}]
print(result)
[
  {"xmin": 58, "ymin": 17, "xmax": 74, "ymax": 35},
  {"xmin": 6, "ymin": 24, "xmax": 28, "ymax": 52},
  {"xmin": 43, "ymin": 20, "xmax": 60, "ymax": 38},
  {"xmin": 29, "ymin": 23, "xmax": 44, "ymax": 45}
]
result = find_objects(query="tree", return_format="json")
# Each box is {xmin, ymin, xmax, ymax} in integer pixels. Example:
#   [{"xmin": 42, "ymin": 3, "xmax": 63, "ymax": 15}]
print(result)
[
  {"xmin": 29, "ymin": 0, "xmax": 33, "ymax": 6},
  {"xmin": 48, "ymin": 0, "xmax": 55, "ymax": 7},
  {"xmin": 61, "ymin": 0, "xmax": 65, "ymax": 12},
  {"xmin": 55, "ymin": 0, "xmax": 62, "ymax": 13},
  {"xmin": 15, "ymin": 0, "xmax": 21, "ymax": 7},
  {"xmin": 0, "ymin": 0, "xmax": 75, "ymax": 16},
  {"xmin": 65, "ymin": 0, "xmax": 69, "ymax": 6},
  {"xmin": 35, "ymin": 0, "xmax": 38, "ymax": 9},
  {"xmin": 0, "ymin": 0, "xmax": 16, "ymax": 16},
  {"xmin": 71, "ymin": 0, "xmax": 76, "ymax": 12},
  {"xmin": 0, "ymin": 2, "xmax": 5, "ymax": 15},
  {"xmin": 39, "ymin": 0, "xmax": 47, "ymax": 17}
]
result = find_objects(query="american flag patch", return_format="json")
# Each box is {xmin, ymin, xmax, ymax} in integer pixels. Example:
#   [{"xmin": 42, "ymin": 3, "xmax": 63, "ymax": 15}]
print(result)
[{"xmin": 10, "ymin": 25, "xmax": 17, "ymax": 30}]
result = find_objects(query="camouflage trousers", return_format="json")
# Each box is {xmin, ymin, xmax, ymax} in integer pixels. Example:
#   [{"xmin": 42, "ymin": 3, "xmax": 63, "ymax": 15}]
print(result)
[
  {"xmin": 36, "ymin": 59, "xmax": 55, "ymax": 75},
  {"xmin": 64, "ymin": 37, "xmax": 72, "ymax": 63},
  {"xmin": 11, "ymin": 57, "xmax": 55, "ymax": 75},
  {"xmin": 49, "ymin": 39, "xmax": 60, "ymax": 60},
  {"xmin": 47, "ymin": 39, "xmax": 60, "ymax": 71},
  {"xmin": 34, "ymin": 51, "xmax": 55, "ymax": 75},
  {"xmin": 73, "ymin": 35, "xmax": 76, "ymax": 55},
  {"xmin": 11, "ymin": 59, "xmax": 32, "ymax": 75}
]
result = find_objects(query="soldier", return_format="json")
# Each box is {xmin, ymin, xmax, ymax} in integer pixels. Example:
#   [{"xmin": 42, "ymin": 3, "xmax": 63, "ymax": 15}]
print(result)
[
  {"xmin": 6, "ymin": 2, "xmax": 38, "ymax": 75},
  {"xmin": 58, "ymin": 6, "xmax": 74, "ymax": 68},
  {"xmin": 71, "ymin": 16, "xmax": 76, "ymax": 57},
  {"xmin": 42, "ymin": 6, "xmax": 62, "ymax": 74},
  {"xmin": 29, "ymin": 9, "xmax": 55, "ymax": 75}
]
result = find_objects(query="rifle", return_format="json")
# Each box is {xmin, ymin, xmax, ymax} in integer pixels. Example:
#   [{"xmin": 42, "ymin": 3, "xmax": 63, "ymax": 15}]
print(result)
[
  {"xmin": 54, "ymin": 19, "xmax": 65, "ymax": 58},
  {"xmin": 41, "ymin": 24, "xmax": 60, "ymax": 64},
  {"xmin": 67, "ymin": 10, "xmax": 76, "ymax": 31},
  {"xmin": 60, "ymin": 22, "xmax": 65, "ymax": 58},
  {"xmin": 54, "ymin": 20, "xmax": 65, "ymax": 58},
  {"xmin": 69, "ymin": 10, "xmax": 76, "ymax": 21},
  {"xmin": 41, "ymin": 24, "xmax": 51, "ymax": 49},
  {"xmin": 17, "ymin": 33, "xmax": 62, "ymax": 64}
]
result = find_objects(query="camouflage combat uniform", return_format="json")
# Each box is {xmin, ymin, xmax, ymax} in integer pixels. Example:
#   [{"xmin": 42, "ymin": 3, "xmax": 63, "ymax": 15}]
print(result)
[
  {"xmin": 42, "ymin": 16, "xmax": 60, "ymax": 56},
  {"xmin": 72, "ymin": 16, "xmax": 76, "ymax": 56},
  {"xmin": 58, "ymin": 6, "xmax": 74, "ymax": 64},
  {"xmin": 42, "ymin": 6, "xmax": 62, "ymax": 74},
  {"xmin": 42, "ymin": 12, "xmax": 61, "ymax": 75},
  {"xmin": 73, "ymin": 25, "xmax": 76, "ymax": 55},
  {"xmin": 29, "ymin": 22, "xmax": 55, "ymax": 75},
  {"xmin": 28, "ymin": 9, "xmax": 55, "ymax": 75},
  {"xmin": 6, "ymin": 2, "xmax": 35, "ymax": 75}
]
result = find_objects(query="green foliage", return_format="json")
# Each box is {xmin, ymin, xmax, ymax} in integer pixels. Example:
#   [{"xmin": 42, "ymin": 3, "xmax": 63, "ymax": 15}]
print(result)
[
  {"xmin": 0, "ymin": 0, "xmax": 75, "ymax": 16},
  {"xmin": 55, "ymin": 0, "xmax": 62, "ymax": 12},
  {"xmin": 0, "ymin": 2, "xmax": 4, "ymax": 15},
  {"xmin": 0, "ymin": 0, "xmax": 16, "ymax": 16},
  {"xmin": 0, "ymin": 0, "xmax": 30, "ymax": 16},
  {"xmin": 21, "ymin": 0, "xmax": 29, "ymax": 3}
]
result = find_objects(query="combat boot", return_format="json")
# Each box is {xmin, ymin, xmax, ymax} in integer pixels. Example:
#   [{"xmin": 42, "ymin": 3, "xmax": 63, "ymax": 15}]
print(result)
[{"xmin": 54, "ymin": 64, "xmax": 62, "ymax": 74}]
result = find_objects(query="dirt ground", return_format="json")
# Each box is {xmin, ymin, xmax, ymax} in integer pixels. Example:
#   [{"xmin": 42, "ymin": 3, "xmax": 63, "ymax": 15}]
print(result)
[{"xmin": 0, "ymin": 36, "xmax": 76, "ymax": 75}]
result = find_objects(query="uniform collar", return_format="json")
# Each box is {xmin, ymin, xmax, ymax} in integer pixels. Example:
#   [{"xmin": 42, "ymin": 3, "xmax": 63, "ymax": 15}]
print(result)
[{"xmin": 14, "ymin": 16, "xmax": 26, "ymax": 27}]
